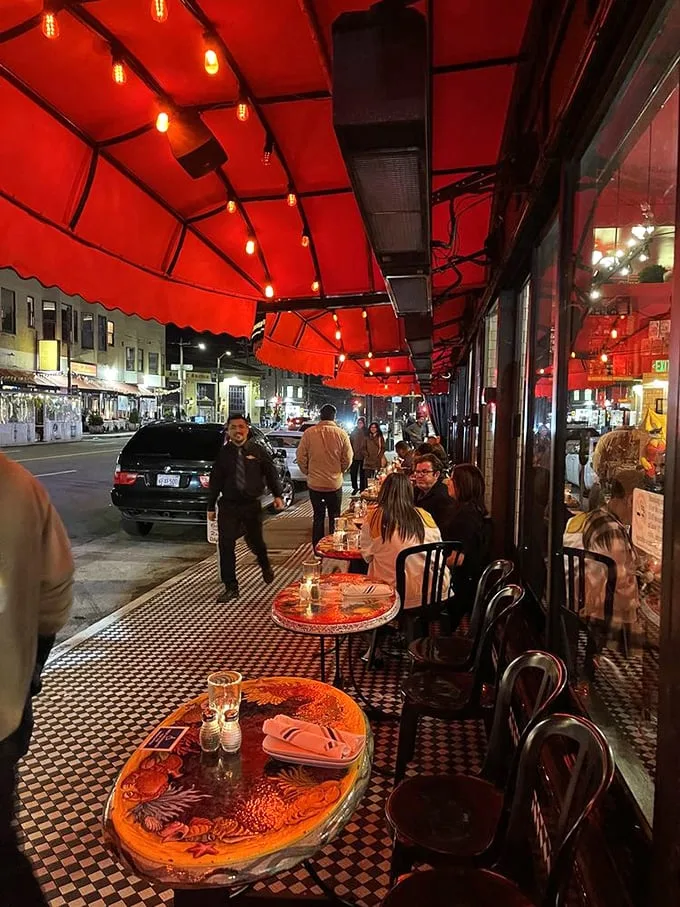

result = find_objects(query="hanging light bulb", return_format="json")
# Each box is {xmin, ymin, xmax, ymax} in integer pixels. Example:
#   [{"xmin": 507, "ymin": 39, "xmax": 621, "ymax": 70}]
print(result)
[
  {"xmin": 335, "ymin": 329, "xmax": 341, "ymax": 341},
  {"xmin": 364, "ymin": 359, "xmax": 370, "ymax": 369},
  {"xmin": 362, "ymin": 309, "xmax": 367, "ymax": 319},
  {"xmin": 615, "ymin": 249, "xmax": 624, "ymax": 259},
  {"xmin": 41, "ymin": 5, "xmax": 59, "ymax": 39},
  {"xmin": 236, "ymin": 93, "xmax": 249, "ymax": 123},
  {"xmin": 151, "ymin": 0, "xmax": 168, "ymax": 23},
  {"xmin": 155, "ymin": 110, "xmax": 170, "ymax": 133},
  {"xmin": 264, "ymin": 284, "xmax": 274, "ymax": 299},
  {"xmin": 287, "ymin": 191, "xmax": 297, "ymax": 208},
  {"xmin": 203, "ymin": 36, "xmax": 220, "ymax": 76},
  {"xmin": 112, "ymin": 57, "xmax": 127, "ymax": 85},
  {"xmin": 600, "ymin": 353, "xmax": 608, "ymax": 363},
  {"xmin": 301, "ymin": 232, "xmax": 310, "ymax": 248},
  {"xmin": 620, "ymin": 266, "xmax": 630, "ymax": 276},
  {"xmin": 639, "ymin": 253, "xmax": 648, "ymax": 262},
  {"xmin": 332, "ymin": 313, "xmax": 338, "ymax": 322},
  {"xmin": 385, "ymin": 364, "xmax": 391, "ymax": 374},
  {"xmin": 245, "ymin": 237, "xmax": 256, "ymax": 256},
  {"xmin": 589, "ymin": 289, "xmax": 601, "ymax": 300},
  {"xmin": 631, "ymin": 224, "xmax": 647, "ymax": 240},
  {"xmin": 339, "ymin": 353, "xmax": 346, "ymax": 363},
  {"xmin": 591, "ymin": 249, "xmax": 603, "ymax": 265},
  {"xmin": 626, "ymin": 238, "xmax": 637, "ymax": 248},
  {"xmin": 571, "ymin": 351, "xmax": 576, "ymax": 359},
  {"xmin": 610, "ymin": 328, "xmax": 618, "ymax": 339},
  {"xmin": 227, "ymin": 200, "xmax": 237, "ymax": 215},
  {"xmin": 369, "ymin": 370, "xmax": 374, "ymax": 376},
  {"xmin": 262, "ymin": 135, "xmax": 274, "ymax": 166},
  {"xmin": 311, "ymin": 279, "xmax": 320, "ymax": 293},
  {"xmin": 368, "ymin": 351, "xmax": 373, "ymax": 359}
]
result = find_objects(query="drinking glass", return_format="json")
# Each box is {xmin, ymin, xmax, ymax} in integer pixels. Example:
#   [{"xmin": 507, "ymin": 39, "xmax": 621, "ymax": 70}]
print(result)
[
  {"xmin": 207, "ymin": 671, "xmax": 242, "ymax": 722},
  {"xmin": 302, "ymin": 559, "xmax": 321, "ymax": 580}
]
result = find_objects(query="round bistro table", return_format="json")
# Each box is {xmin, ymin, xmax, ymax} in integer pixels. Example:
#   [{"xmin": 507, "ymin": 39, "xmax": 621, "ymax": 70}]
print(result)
[{"xmin": 104, "ymin": 676, "xmax": 373, "ymax": 905}]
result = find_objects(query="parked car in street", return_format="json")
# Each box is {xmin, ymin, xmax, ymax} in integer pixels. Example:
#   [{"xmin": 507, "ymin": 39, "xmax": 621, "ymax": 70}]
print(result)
[
  {"xmin": 111, "ymin": 422, "xmax": 294, "ymax": 536},
  {"xmin": 265, "ymin": 430, "xmax": 306, "ymax": 483}
]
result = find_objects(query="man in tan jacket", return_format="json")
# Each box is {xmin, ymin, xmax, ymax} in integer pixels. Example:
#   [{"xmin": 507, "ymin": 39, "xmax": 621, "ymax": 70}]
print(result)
[
  {"xmin": 296, "ymin": 404, "xmax": 353, "ymax": 548},
  {"xmin": 0, "ymin": 452, "xmax": 74, "ymax": 905}
]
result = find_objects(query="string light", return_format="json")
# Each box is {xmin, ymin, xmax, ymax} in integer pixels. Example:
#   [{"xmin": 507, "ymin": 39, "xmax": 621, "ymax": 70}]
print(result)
[
  {"xmin": 151, "ymin": 0, "xmax": 168, "ymax": 23},
  {"xmin": 364, "ymin": 359, "xmax": 370, "ymax": 369},
  {"xmin": 589, "ymin": 289, "xmax": 601, "ymax": 300},
  {"xmin": 362, "ymin": 309, "xmax": 367, "ymax": 319},
  {"xmin": 41, "ymin": 5, "xmax": 59, "ymax": 39},
  {"xmin": 600, "ymin": 353, "xmax": 608, "ymax": 363},
  {"xmin": 339, "ymin": 353, "xmax": 346, "ymax": 363},
  {"xmin": 610, "ymin": 328, "xmax": 618, "ymax": 339},
  {"xmin": 263, "ymin": 135, "xmax": 274, "ymax": 166},
  {"xmin": 384, "ymin": 383, "xmax": 388, "ymax": 390},
  {"xmin": 385, "ymin": 364, "xmax": 391, "ymax": 374},
  {"xmin": 369, "ymin": 370, "xmax": 374, "ymax": 376},
  {"xmin": 112, "ymin": 58, "xmax": 127, "ymax": 85},
  {"xmin": 311, "ymin": 279, "xmax": 320, "ymax": 293},
  {"xmin": 301, "ymin": 232, "xmax": 310, "ymax": 248},
  {"xmin": 264, "ymin": 284, "xmax": 274, "ymax": 299},
  {"xmin": 227, "ymin": 200, "xmax": 237, "ymax": 215},
  {"xmin": 639, "ymin": 253, "xmax": 648, "ymax": 262},
  {"xmin": 245, "ymin": 236, "xmax": 256, "ymax": 256},
  {"xmin": 203, "ymin": 35, "xmax": 219, "ymax": 75},
  {"xmin": 287, "ymin": 192, "xmax": 297, "ymax": 208},
  {"xmin": 368, "ymin": 351, "xmax": 373, "ymax": 359},
  {"xmin": 236, "ymin": 93, "xmax": 250, "ymax": 123},
  {"xmin": 332, "ymin": 313, "xmax": 338, "ymax": 322},
  {"xmin": 335, "ymin": 329, "xmax": 341, "ymax": 341},
  {"xmin": 155, "ymin": 111, "xmax": 170, "ymax": 133},
  {"xmin": 571, "ymin": 351, "xmax": 576, "ymax": 359}
]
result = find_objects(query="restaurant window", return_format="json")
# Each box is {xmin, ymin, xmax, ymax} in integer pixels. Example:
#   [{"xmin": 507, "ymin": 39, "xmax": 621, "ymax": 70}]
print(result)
[
  {"xmin": 561, "ymin": 24, "xmax": 678, "ymax": 822},
  {"xmin": 97, "ymin": 315, "xmax": 107, "ymax": 351},
  {"xmin": 522, "ymin": 219, "xmax": 559, "ymax": 603},
  {"xmin": 125, "ymin": 347, "xmax": 135, "ymax": 372},
  {"xmin": 138, "ymin": 349, "xmax": 144, "ymax": 372},
  {"xmin": 481, "ymin": 305, "xmax": 499, "ymax": 512},
  {"xmin": 1, "ymin": 288, "xmax": 16, "ymax": 334},
  {"xmin": 228, "ymin": 385, "xmax": 246, "ymax": 414},
  {"xmin": 61, "ymin": 304, "xmax": 72, "ymax": 344},
  {"xmin": 297, "ymin": 386, "xmax": 303, "ymax": 399},
  {"xmin": 43, "ymin": 300, "xmax": 58, "ymax": 342},
  {"xmin": 26, "ymin": 295, "xmax": 35, "ymax": 329},
  {"xmin": 148, "ymin": 351, "xmax": 159, "ymax": 375},
  {"xmin": 107, "ymin": 320, "xmax": 115, "ymax": 348},
  {"xmin": 513, "ymin": 280, "xmax": 531, "ymax": 547}
]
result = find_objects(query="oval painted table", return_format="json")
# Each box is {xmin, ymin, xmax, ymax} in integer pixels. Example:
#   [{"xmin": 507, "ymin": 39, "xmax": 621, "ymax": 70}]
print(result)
[
  {"xmin": 315, "ymin": 533, "xmax": 363, "ymax": 565},
  {"xmin": 271, "ymin": 574, "xmax": 400, "ymax": 717},
  {"xmin": 104, "ymin": 676, "xmax": 373, "ymax": 903}
]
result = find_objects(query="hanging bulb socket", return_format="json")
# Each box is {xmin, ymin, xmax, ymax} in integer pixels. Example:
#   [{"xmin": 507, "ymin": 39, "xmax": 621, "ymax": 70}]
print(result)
[{"xmin": 151, "ymin": 0, "xmax": 168, "ymax": 23}]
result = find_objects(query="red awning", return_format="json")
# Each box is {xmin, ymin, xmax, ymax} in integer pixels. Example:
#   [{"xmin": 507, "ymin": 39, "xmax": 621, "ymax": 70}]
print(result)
[{"xmin": 0, "ymin": 0, "xmax": 532, "ymax": 358}]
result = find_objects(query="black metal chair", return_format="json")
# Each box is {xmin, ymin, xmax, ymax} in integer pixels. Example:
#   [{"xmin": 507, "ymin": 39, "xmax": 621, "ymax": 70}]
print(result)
[
  {"xmin": 382, "ymin": 713, "xmax": 615, "ymax": 907},
  {"xmin": 408, "ymin": 558, "xmax": 515, "ymax": 672},
  {"xmin": 394, "ymin": 583, "xmax": 525, "ymax": 782},
  {"xmin": 562, "ymin": 546, "xmax": 617, "ymax": 681},
  {"xmin": 386, "ymin": 651, "xmax": 568, "ymax": 886}
]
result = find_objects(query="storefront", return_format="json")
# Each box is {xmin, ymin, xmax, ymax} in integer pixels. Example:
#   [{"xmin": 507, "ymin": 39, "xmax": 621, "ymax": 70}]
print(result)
[
  {"xmin": 453, "ymin": 4, "xmax": 679, "ymax": 903},
  {"xmin": 0, "ymin": 369, "xmax": 82, "ymax": 445}
]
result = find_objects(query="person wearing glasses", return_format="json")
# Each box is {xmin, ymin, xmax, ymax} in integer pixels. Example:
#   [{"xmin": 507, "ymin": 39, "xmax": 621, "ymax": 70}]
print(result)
[
  {"xmin": 411, "ymin": 452, "xmax": 456, "ymax": 532},
  {"xmin": 360, "ymin": 472, "xmax": 449, "ymax": 607}
]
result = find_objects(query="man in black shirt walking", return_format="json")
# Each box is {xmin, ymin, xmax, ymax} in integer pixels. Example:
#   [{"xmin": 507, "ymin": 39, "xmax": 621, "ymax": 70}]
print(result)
[{"xmin": 208, "ymin": 414, "xmax": 284, "ymax": 602}]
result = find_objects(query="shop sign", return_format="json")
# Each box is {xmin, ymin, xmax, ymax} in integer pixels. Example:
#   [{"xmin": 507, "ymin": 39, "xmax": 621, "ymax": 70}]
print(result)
[
  {"xmin": 391, "ymin": 396, "xmax": 403, "ymax": 403},
  {"xmin": 652, "ymin": 359, "xmax": 669, "ymax": 373},
  {"xmin": 632, "ymin": 488, "xmax": 664, "ymax": 561},
  {"xmin": 71, "ymin": 360, "xmax": 97, "ymax": 377},
  {"xmin": 38, "ymin": 339, "xmax": 61, "ymax": 372}
]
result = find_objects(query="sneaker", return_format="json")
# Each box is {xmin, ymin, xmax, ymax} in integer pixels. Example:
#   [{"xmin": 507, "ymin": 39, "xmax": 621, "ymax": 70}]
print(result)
[
  {"xmin": 261, "ymin": 565, "xmax": 275, "ymax": 585},
  {"xmin": 217, "ymin": 583, "xmax": 239, "ymax": 603}
]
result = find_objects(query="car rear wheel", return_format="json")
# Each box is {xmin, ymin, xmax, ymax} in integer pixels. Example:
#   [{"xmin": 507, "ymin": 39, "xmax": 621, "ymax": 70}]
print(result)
[{"xmin": 122, "ymin": 519, "xmax": 154, "ymax": 537}]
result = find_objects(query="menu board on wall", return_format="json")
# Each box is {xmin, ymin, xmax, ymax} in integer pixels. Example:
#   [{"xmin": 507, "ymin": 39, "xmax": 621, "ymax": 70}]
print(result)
[{"xmin": 632, "ymin": 488, "xmax": 664, "ymax": 560}]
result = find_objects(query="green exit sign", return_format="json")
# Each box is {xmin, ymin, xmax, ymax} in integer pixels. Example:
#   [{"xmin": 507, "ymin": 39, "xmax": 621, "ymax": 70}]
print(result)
[{"xmin": 653, "ymin": 359, "xmax": 669, "ymax": 373}]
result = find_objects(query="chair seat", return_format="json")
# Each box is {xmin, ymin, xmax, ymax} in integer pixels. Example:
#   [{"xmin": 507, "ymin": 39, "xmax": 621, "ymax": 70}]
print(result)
[
  {"xmin": 401, "ymin": 670, "xmax": 475, "ymax": 715},
  {"xmin": 386, "ymin": 774, "xmax": 503, "ymax": 859},
  {"xmin": 408, "ymin": 634, "xmax": 474, "ymax": 669},
  {"xmin": 382, "ymin": 868, "xmax": 533, "ymax": 907}
]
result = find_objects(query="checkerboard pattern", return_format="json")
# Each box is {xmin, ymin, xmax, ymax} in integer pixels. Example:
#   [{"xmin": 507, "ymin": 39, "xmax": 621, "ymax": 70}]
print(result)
[{"xmin": 16, "ymin": 507, "xmax": 487, "ymax": 907}]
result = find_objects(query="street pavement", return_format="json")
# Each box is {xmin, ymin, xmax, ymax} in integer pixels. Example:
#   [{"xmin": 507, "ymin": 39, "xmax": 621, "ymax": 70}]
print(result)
[{"xmin": 5, "ymin": 435, "xmax": 309, "ymax": 642}]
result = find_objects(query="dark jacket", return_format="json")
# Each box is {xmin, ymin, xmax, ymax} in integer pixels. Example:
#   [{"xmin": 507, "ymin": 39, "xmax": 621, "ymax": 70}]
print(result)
[
  {"xmin": 208, "ymin": 439, "xmax": 283, "ymax": 508},
  {"xmin": 414, "ymin": 480, "xmax": 455, "ymax": 533},
  {"xmin": 403, "ymin": 420, "xmax": 426, "ymax": 445},
  {"xmin": 364, "ymin": 435, "xmax": 386, "ymax": 470},
  {"xmin": 443, "ymin": 501, "xmax": 491, "ymax": 608},
  {"xmin": 349, "ymin": 427, "xmax": 368, "ymax": 460}
]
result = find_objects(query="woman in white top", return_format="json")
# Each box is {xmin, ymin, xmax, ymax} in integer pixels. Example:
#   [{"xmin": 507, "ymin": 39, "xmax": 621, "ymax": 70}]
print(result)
[{"xmin": 360, "ymin": 472, "xmax": 450, "ymax": 609}]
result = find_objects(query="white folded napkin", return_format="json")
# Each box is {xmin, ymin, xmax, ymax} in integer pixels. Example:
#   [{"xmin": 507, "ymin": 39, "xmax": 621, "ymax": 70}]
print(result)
[
  {"xmin": 341, "ymin": 583, "xmax": 392, "ymax": 598},
  {"xmin": 262, "ymin": 715, "xmax": 364, "ymax": 759}
]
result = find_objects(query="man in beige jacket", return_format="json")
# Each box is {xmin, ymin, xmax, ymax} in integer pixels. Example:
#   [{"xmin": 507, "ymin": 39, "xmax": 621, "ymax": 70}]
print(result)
[
  {"xmin": 296, "ymin": 404, "xmax": 353, "ymax": 548},
  {"xmin": 0, "ymin": 452, "xmax": 74, "ymax": 906}
]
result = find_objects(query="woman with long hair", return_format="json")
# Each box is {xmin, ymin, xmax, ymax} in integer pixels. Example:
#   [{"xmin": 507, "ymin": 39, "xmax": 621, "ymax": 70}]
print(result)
[
  {"xmin": 360, "ymin": 472, "xmax": 449, "ymax": 608},
  {"xmin": 363, "ymin": 421, "xmax": 386, "ymax": 480},
  {"xmin": 444, "ymin": 463, "xmax": 491, "ymax": 620}
]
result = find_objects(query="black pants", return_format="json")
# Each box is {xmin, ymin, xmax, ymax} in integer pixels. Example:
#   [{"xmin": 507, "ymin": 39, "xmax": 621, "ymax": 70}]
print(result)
[
  {"xmin": 217, "ymin": 498, "xmax": 270, "ymax": 585},
  {"xmin": 350, "ymin": 459, "xmax": 367, "ymax": 493},
  {"xmin": 309, "ymin": 488, "xmax": 343, "ymax": 548},
  {"xmin": 0, "ymin": 702, "xmax": 47, "ymax": 907}
]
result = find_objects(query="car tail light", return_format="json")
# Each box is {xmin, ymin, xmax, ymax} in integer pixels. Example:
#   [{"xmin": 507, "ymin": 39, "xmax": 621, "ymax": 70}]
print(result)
[
  {"xmin": 114, "ymin": 465, "xmax": 138, "ymax": 486},
  {"xmin": 199, "ymin": 474, "xmax": 210, "ymax": 488}
]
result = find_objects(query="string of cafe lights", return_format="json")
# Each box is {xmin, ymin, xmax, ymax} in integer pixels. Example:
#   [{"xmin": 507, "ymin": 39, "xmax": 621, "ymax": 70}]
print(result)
[{"xmin": 38, "ymin": 0, "xmax": 322, "ymax": 300}]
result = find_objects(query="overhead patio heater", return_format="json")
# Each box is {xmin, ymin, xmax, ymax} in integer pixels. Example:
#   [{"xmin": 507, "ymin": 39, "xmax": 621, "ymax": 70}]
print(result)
[{"xmin": 332, "ymin": 1, "xmax": 431, "ymax": 318}]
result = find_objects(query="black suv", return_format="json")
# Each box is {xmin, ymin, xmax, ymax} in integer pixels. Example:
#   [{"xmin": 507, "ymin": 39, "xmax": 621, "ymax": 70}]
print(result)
[{"xmin": 111, "ymin": 422, "xmax": 294, "ymax": 536}]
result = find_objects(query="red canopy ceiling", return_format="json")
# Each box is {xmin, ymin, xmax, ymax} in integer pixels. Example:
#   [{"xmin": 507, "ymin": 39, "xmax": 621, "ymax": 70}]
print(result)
[{"xmin": 0, "ymin": 0, "xmax": 531, "ymax": 383}]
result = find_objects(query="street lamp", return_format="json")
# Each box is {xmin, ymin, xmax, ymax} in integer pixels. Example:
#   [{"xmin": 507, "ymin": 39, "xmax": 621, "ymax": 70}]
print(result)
[
  {"xmin": 215, "ymin": 350, "xmax": 232, "ymax": 423},
  {"xmin": 177, "ymin": 339, "xmax": 206, "ymax": 419}
]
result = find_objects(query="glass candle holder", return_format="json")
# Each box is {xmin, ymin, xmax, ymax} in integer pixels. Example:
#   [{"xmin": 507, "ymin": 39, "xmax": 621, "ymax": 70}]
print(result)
[
  {"xmin": 207, "ymin": 670, "xmax": 242, "ymax": 723},
  {"xmin": 302, "ymin": 559, "xmax": 321, "ymax": 581},
  {"xmin": 300, "ymin": 578, "xmax": 312, "ymax": 602}
]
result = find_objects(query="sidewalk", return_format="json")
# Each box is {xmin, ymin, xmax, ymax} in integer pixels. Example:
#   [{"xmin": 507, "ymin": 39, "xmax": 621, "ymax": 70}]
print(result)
[{"xmin": 19, "ymin": 499, "xmax": 484, "ymax": 907}]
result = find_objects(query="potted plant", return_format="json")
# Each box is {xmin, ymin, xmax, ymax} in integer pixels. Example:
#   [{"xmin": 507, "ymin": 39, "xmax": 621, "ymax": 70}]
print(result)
[
  {"xmin": 88, "ymin": 412, "xmax": 104, "ymax": 434},
  {"xmin": 127, "ymin": 408, "xmax": 141, "ymax": 432},
  {"xmin": 638, "ymin": 264, "xmax": 666, "ymax": 283}
]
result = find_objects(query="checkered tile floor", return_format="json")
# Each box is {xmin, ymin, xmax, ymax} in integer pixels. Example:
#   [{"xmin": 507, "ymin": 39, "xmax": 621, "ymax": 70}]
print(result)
[{"xmin": 17, "ymin": 501, "xmax": 487, "ymax": 907}]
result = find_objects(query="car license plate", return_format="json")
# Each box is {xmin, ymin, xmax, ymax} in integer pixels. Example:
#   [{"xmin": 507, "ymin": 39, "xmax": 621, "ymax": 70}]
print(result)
[{"xmin": 157, "ymin": 474, "xmax": 181, "ymax": 487}]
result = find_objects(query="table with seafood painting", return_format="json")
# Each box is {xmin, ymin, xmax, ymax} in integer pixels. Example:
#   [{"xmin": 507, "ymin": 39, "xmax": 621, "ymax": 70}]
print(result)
[{"xmin": 104, "ymin": 676, "xmax": 373, "ymax": 904}]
